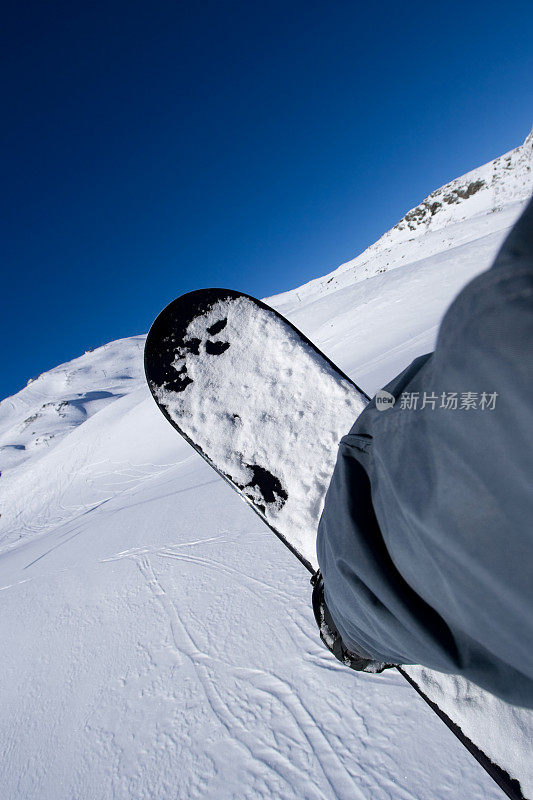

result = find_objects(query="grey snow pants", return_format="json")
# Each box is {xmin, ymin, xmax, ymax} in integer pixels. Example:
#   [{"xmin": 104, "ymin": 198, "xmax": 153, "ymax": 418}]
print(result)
[{"xmin": 317, "ymin": 196, "xmax": 533, "ymax": 707}]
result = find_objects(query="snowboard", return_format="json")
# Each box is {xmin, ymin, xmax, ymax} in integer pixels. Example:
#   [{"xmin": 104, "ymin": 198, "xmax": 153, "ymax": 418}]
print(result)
[{"xmin": 145, "ymin": 288, "xmax": 529, "ymax": 800}]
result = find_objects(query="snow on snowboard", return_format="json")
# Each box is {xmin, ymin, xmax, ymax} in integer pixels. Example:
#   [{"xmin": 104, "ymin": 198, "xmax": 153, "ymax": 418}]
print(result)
[{"xmin": 145, "ymin": 288, "xmax": 528, "ymax": 800}]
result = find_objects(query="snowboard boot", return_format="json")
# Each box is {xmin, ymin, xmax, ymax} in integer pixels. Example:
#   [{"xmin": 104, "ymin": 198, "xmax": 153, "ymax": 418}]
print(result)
[{"xmin": 311, "ymin": 571, "xmax": 395, "ymax": 674}]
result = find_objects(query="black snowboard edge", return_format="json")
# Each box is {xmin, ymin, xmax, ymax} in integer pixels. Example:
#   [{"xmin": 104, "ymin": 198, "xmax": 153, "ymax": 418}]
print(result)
[
  {"xmin": 144, "ymin": 287, "xmax": 370, "ymax": 573},
  {"xmin": 144, "ymin": 288, "xmax": 370, "ymax": 403},
  {"xmin": 397, "ymin": 667, "xmax": 526, "ymax": 800},
  {"xmin": 143, "ymin": 288, "xmax": 331, "ymax": 573}
]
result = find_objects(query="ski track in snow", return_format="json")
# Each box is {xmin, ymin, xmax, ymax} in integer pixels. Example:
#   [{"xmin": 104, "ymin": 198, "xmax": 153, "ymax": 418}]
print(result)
[
  {"xmin": 134, "ymin": 553, "xmax": 359, "ymax": 800},
  {"xmin": 0, "ymin": 134, "xmax": 531, "ymax": 799}
]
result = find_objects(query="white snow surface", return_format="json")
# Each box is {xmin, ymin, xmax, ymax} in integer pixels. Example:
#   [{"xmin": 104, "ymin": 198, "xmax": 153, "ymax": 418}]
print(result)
[{"xmin": 0, "ymin": 131, "xmax": 532, "ymax": 799}]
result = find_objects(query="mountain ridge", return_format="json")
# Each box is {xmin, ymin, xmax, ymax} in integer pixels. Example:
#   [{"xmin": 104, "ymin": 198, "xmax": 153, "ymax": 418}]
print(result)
[{"xmin": 269, "ymin": 128, "xmax": 532, "ymax": 308}]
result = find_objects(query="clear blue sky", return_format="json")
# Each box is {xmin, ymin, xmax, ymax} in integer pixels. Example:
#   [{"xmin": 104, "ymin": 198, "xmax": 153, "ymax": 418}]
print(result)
[{"xmin": 2, "ymin": 0, "xmax": 532, "ymax": 400}]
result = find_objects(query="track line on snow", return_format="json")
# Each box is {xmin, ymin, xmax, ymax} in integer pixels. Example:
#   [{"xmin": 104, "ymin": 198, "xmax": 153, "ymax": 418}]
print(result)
[
  {"xmin": 240, "ymin": 668, "xmax": 367, "ymax": 800},
  {"xmin": 99, "ymin": 532, "xmax": 237, "ymax": 563},
  {"xmin": 0, "ymin": 577, "xmax": 32, "ymax": 592},
  {"xmin": 135, "ymin": 554, "xmax": 329, "ymax": 798},
  {"xmin": 157, "ymin": 549, "xmax": 294, "ymax": 601},
  {"xmin": 121, "ymin": 477, "xmax": 221, "ymax": 513}
]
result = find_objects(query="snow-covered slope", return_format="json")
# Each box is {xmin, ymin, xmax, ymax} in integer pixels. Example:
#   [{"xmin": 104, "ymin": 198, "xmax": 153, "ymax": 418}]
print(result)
[
  {"xmin": 271, "ymin": 129, "xmax": 533, "ymax": 308},
  {"xmin": 0, "ymin": 132, "xmax": 531, "ymax": 799}
]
